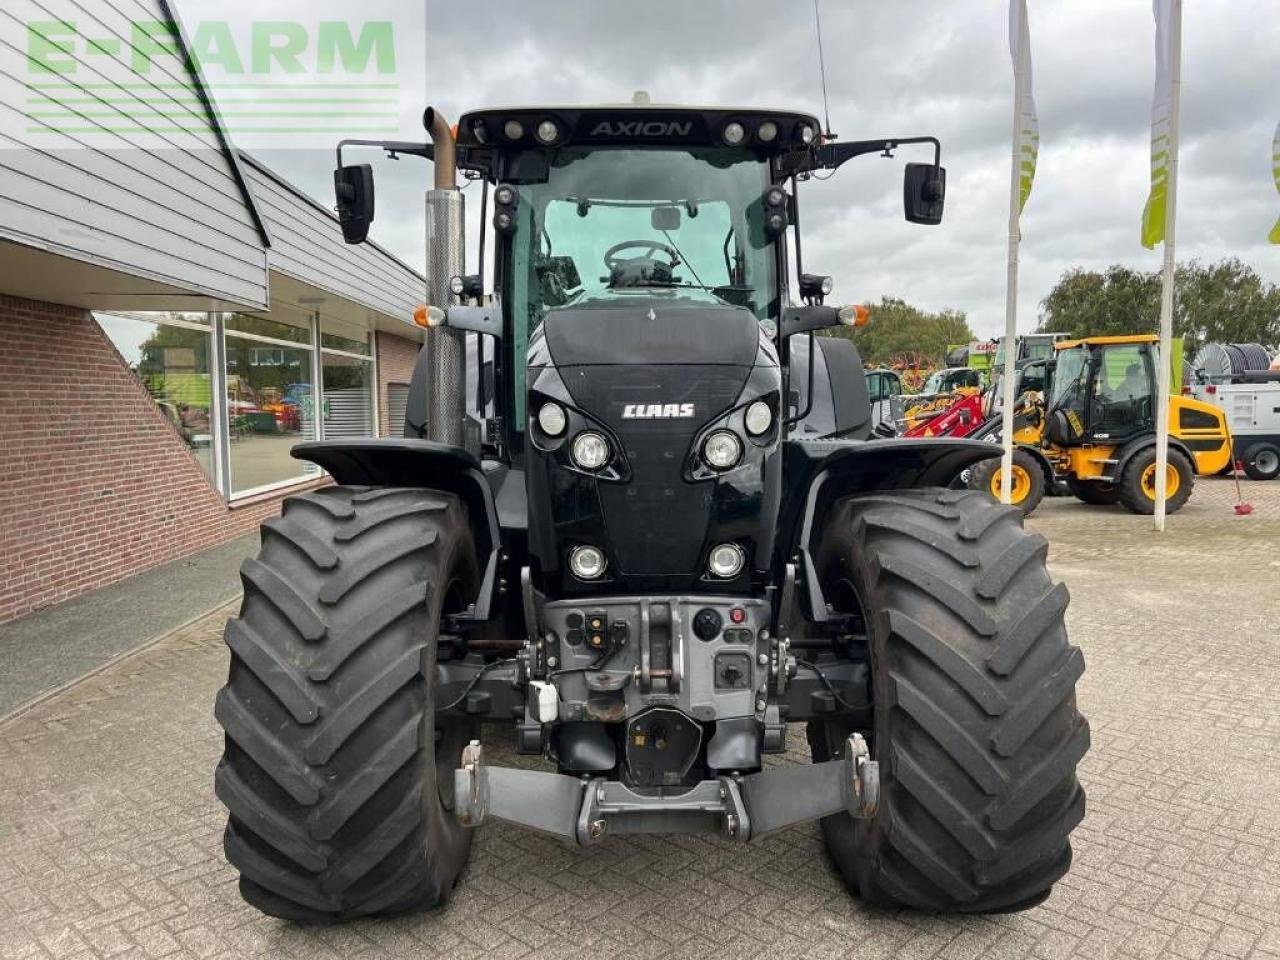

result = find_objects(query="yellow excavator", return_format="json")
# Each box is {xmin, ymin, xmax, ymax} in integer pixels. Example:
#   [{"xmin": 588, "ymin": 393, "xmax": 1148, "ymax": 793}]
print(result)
[{"xmin": 969, "ymin": 334, "xmax": 1232, "ymax": 515}]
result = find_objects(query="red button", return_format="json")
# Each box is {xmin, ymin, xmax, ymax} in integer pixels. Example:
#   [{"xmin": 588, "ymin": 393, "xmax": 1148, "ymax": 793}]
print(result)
[{"xmin": 730, "ymin": 608, "xmax": 746, "ymax": 624}]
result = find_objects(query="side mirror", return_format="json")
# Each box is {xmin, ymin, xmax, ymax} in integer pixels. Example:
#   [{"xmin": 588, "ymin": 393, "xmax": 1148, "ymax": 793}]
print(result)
[
  {"xmin": 334, "ymin": 164, "xmax": 375, "ymax": 244},
  {"xmin": 904, "ymin": 162, "xmax": 946, "ymax": 225}
]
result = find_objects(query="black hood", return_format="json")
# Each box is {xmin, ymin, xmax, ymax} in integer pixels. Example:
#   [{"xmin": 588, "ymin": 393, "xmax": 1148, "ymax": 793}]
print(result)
[{"xmin": 543, "ymin": 299, "xmax": 761, "ymax": 367}]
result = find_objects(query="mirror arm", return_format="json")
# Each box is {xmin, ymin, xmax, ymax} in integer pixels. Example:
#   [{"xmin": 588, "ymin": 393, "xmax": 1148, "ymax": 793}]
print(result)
[
  {"xmin": 336, "ymin": 139, "xmax": 435, "ymax": 170},
  {"xmin": 802, "ymin": 135, "xmax": 942, "ymax": 174}
]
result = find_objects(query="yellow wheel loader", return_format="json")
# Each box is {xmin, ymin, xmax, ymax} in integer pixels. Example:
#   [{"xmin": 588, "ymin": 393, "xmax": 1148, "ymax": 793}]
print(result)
[{"xmin": 971, "ymin": 335, "xmax": 1232, "ymax": 515}]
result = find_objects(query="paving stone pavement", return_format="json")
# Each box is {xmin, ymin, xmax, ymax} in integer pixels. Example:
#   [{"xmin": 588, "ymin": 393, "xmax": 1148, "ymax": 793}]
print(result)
[{"xmin": 2, "ymin": 477, "xmax": 1279, "ymax": 960}]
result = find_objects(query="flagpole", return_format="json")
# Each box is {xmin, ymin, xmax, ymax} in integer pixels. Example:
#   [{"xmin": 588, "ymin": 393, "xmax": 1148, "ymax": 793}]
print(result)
[
  {"xmin": 1000, "ymin": 10, "xmax": 1029, "ymax": 505},
  {"xmin": 1153, "ymin": 0, "xmax": 1182, "ymax": 532}
]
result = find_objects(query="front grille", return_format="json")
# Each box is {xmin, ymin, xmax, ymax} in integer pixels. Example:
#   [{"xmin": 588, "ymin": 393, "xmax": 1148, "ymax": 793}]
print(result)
[{"xmin": 564, "ymin": 365, "xmax": 749, "ymax": 576}]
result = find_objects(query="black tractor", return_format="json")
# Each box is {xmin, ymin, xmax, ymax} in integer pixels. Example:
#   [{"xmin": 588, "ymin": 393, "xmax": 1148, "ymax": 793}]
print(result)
[{"xmin": 214, "ymin": 100, "xmax": 1088, "ymax": 921}]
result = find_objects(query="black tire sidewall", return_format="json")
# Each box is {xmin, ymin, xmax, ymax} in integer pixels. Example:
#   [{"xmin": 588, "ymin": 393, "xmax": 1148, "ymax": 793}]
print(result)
[{"xmin": 410, "ymin": 506, "xmax": 480, "ymax": 910}]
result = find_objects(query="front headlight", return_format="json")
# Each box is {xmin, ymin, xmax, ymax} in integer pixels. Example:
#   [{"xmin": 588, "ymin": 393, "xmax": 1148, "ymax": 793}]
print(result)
[
  {"xmin": 537, "ymin": 402, "xmax": 567, "ymax": 437},
  {"xmin": 571, "ymin": 431, "xmax": 611, "ymax": 471},
  {"xmin": 569, "ymin": 545, "xmax": 607, "ymax": 580},
  {"xmin": 703, "ymin": 430, "xmax": 742, "ymax": 470},
  {"xmin": 744, "ymin": 401, "xmax": 773, "ymax": 436},
  {"xmin": 708, "ymin": 543, "xmax": 746, "ymax": 578}
]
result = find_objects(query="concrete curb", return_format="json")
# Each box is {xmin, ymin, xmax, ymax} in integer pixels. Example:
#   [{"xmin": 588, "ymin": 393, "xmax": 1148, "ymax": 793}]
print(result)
[{"xmin": 0, "ymin": 596, "xmax": 240, "ymax": 729}]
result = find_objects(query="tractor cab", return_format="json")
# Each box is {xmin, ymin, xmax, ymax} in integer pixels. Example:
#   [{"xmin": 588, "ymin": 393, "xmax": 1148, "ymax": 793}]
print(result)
[{"xmin": 1045, "ymin": 335, "xmax": 1160, "ymax": 447}]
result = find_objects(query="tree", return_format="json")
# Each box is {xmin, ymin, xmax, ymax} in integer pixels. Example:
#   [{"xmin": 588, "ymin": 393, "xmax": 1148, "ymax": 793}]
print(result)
[
  {"xmin": 823, "ymin": 296, "xmax": 975, "ymax": 367},
  {"xmin": 1038, "ymin": 259, "xmax": 1280, "ymax": 356}
]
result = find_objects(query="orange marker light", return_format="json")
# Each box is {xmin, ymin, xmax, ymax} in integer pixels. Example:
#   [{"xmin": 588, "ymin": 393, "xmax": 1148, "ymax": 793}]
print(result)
[
  {"xmin": 413, "ymin": 305, "xmax": 446, "ymax": 328},
  {"xmin": 838, "ymin": 304, "xmax": 871, "ymax": 327}
]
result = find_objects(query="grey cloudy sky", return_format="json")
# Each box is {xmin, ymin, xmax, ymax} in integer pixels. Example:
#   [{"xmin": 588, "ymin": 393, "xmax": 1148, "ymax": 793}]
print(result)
[{"xmin": 225, "ymin": 0, "xmax": 1280, "ymax": 338}]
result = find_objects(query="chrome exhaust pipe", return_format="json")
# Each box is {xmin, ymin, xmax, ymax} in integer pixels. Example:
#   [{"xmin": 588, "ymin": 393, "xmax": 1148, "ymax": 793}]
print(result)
[{"xmin": 422, "ymin": 107, "xmax": 469, "ymax": 451}]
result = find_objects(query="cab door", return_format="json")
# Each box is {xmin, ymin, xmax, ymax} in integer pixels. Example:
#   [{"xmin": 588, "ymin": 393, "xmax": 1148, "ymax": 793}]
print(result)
[{"xmin": 1086, "ymin": 343, "xmax": 1155, "ymax": 443}]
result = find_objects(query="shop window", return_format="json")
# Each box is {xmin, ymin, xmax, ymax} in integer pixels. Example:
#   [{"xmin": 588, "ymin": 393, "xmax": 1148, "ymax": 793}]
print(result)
[
  {"xmin": 321, "ymin": 351, "xmax": 375, "ymax": 439},
  {"xmin": 224, "ymin": 332, "xmax": 318, "ymax": 495},
  {"xmin": 96, "ymin": 313, "xmax": 216, "ymax": 484}
]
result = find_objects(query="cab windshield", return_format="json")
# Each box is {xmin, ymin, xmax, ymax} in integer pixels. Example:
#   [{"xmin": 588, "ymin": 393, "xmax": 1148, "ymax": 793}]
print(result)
[
  {"xmin": 1048, "ymin": 347, "xmax": 1088, "ymax": 411},
  {"xmin": 507, "ymin": 147, "xmax": 777, "ymax": 342}
]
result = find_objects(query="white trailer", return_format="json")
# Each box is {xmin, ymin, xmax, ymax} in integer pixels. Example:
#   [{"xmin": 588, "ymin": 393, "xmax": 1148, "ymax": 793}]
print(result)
[{"xmin": 1189, "ymin": 378, "xmax": 1280, "ymax": 480}]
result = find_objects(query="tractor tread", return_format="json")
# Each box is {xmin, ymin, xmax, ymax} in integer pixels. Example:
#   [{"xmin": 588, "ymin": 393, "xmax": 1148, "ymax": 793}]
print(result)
[
  {"xmin": 976, "ymin": 534, "xmax": 1049, "ymax": 600},
  {"xmin": 239, "ymin": 558, "xmax": 326, "ymax": 642},
  {"xmin": 261, "ymin": 516, "xmax": 339, "ymax": 569},
  {"xmin": 889, "ymin": 610, "xmax": 1006, "ymax": 716},
  {"xmin": 214, "ymin": 763, "xmax": 328, "ymax": 872},
  {"xmin": 809, "ymin": 489, "xmax": 1088, "ymax": 913},
  {"xmin": 224, "ymin": 618, "xmax": 321, "ymax": 725},
  {"xmin": 304, "ymin": 643, "xmax": 426, "ymax": 765},
  {"xmin": 215, "ymin": 486, "xmax": 476, "ymax": 921},
  {"xmin": 987, "ymin": 583, "xmax": 1071, "ymax": 677}
]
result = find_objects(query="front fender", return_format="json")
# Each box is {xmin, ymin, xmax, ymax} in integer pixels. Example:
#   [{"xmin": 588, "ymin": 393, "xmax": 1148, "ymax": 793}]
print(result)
[
  {"xmin": 291, "ymin": 439, "xmax": 501, "ymax": 618},
  {"xmin": 780, "ymin": 437, "xmax": 1001, "ymax": 624}
]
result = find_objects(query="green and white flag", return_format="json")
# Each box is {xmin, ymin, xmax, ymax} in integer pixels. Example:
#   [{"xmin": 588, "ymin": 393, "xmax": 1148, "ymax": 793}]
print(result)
[
  {"xmin": 1142, "ymin": 0, "xmax": 1176, "ymax": 249},
  {"xmin": 1270, "ymin": 122, "xmax": 1280, "ymax": 244},
  {"xmin": 1009, "ymin": 0, "xmax": 1039, "ymax": 213}
]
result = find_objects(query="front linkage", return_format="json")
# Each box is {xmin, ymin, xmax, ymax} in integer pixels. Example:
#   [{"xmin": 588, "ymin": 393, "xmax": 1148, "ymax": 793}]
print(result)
[{"xmin": 455, "ymin": 732, "xmax": 879, "ymax": 844}]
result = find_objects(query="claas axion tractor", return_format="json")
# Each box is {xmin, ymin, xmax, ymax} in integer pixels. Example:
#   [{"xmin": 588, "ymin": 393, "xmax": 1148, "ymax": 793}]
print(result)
[{"xmin": 213, "ymin": 99, "xmax": 1089, "ymax": 921}]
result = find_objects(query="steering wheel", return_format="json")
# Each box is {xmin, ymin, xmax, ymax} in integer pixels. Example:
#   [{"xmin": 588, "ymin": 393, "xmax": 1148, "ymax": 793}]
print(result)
[{"xmin": 604, "ymin": 240, "xmax": 680, "ymax": 271}]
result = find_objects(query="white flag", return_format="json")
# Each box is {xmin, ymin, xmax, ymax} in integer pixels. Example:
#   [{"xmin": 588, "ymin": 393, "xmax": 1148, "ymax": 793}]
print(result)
[
  {"xmin": 1142, "ymin": 0, "xmax": 1176, "ymax": 248},
  {"xmin": 1008, "ymin": 0, "xmax": 1039, "ymax": 213}
]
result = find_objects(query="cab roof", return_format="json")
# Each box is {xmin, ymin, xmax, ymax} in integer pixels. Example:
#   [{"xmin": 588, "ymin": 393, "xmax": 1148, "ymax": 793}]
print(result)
[
  {"xmin": 1054, "ymin": 334, "xmax": 1159, "ymax": 350},
  {"xmin": 454, "ymin": 104, "xmax": 822, "ymax": 153}
]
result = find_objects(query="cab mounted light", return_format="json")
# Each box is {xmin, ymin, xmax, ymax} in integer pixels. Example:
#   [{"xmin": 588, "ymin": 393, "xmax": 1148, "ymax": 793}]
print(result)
[
  {"xmin": 503, "ymin": 118, "xmax": 525, "ymax": 141},
  {"xmin": 493, "ymin": 183, "xmax": 518, "ymax": 235},
  {"xmin": 535, "ymin": 119, "xmax": 561, "ymax": 144},
  {"xmin": 797, "ymin": 122, "xmax": 816, "ymax": 145},
  {"xmin": 763, "ymin": 185, "xmax": 789, "ymax": 238},
  {"xmin": 722, "ymin": 121, "xmax": 746, "ymax": 146},
  {"xmin": 757, "ymin": 120, "xmax": 779, "ymax": 143},
  {"xmin": 799, "ymin": 273, "xmax": 834, "ymax": 305},
  {"xmin": 449, "ymin": 274, "xmax": 485, "ymax": 301}
]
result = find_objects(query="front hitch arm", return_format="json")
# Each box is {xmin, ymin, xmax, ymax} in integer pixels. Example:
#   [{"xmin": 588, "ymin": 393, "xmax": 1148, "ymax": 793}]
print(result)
[{"xmin": 452, "ymin": 733, "xmax": 879, "ymax": 843}]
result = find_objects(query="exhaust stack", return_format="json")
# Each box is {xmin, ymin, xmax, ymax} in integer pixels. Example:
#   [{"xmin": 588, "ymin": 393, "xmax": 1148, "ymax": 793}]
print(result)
[{"xmin": 423, "ymin": 107, "xmax": 469, "ymax": 451}]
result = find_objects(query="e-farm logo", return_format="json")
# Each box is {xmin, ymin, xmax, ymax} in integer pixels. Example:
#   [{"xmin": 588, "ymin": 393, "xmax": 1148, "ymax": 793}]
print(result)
[{"xmin": 23, "ymin": 19, "xmax": 402, "ymax": 138}]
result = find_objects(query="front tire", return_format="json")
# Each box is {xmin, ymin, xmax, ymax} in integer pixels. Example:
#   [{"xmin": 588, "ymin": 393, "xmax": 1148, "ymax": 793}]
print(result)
[
  {"xmin": 215, "ymin": 486, "xmax": 478, "ymax": 922},
  {"xmin": 966, "ymin": 449, "xmax": 1046, "ymax": 517},
  {"xmin": 1117, "ymin": 447, "xmax": 1194, "ymax": 515},
  {"xmin": 808, "ymin": 489, "xmax": 1088, "ymax": 913}
]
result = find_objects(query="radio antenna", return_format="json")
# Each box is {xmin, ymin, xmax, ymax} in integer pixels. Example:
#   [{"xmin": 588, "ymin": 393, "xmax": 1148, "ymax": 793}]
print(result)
[{"xmin": 813, "ymin": 0, "xmax": 835, "ymax": 139}]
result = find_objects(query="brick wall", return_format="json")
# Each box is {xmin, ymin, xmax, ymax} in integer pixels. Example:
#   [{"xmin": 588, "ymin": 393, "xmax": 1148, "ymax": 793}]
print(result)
[
  {"xmin": 0, "ymin": 295, "xmax": 321, "ymax": 624},
  {"xmin": 376, "ymin": 330, "xmax": 420, "ymax": 437}
]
